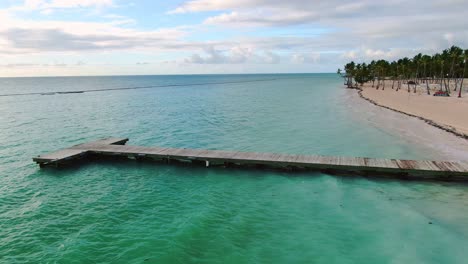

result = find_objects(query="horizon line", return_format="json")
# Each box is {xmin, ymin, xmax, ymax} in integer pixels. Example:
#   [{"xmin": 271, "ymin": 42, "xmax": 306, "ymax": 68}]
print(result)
[{"xmin": 0, "ymin": 72, "xmax": 334, "ymax": 79}]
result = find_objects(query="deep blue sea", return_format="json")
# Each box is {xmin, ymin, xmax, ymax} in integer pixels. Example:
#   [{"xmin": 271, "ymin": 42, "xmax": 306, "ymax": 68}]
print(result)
[{"xmin": 1, "ymin": 74, "xmax": 467, "ymax": 263}]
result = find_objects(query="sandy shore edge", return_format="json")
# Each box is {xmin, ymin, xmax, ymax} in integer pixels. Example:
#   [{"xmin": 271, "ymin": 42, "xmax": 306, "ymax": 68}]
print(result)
[{"xmin": 354, "ymin": 87, "xmax": 468, "ymax": 140}]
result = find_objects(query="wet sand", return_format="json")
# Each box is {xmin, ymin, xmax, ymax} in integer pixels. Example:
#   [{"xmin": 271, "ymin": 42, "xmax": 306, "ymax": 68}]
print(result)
[{"xmin": 342, "ymin": 87, "xmax": 468, "ymax": 161}]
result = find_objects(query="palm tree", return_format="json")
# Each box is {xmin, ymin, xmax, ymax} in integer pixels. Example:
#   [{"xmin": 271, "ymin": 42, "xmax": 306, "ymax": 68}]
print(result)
[
  {"xmin": 369, "ymin": 60, "xmax": 376, "ymax": 87},
  {"xmin": 339, "ymin": 46, "xmax": 466, "ymax": 96},
  {"xmin": 458, "ymin": 50, "xmax": 467, "ymax": 98},
  {"xmin": 390, "ymin": 61, "xmax": 397, "ymax": 89},
  {"xmin": 447, "ymin": 46, "xmax": 463, "ymax": 91},
  {"xmin": 433, "ymin": 54, "xmax": 445, "ymax": 92},
  {"xmin": 421, "ymin": 55, "xmax": 431, "ymax": 94},
  {"xmin": 343, "ymin": 62, "xmax": 356, "ymax": 88}
]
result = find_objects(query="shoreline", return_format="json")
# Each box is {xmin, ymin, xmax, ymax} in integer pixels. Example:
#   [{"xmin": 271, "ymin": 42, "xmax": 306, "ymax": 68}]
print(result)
[
  {"xmin": 357, "ymin": 89, "xmax": 468, "ymax": 140},
  {"xmin": 353, "ymin": 83, "xmax": 468, "ymax": 141},
  {"xmin": 342, "ymin": 86, "xmax": 468, "ymax": 162}
]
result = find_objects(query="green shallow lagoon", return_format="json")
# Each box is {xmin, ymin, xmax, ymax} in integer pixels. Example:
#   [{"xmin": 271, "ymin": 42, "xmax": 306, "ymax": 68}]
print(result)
[{"xmin": 1, "ymin": 74, "xmax": 467, "ymax": 263}]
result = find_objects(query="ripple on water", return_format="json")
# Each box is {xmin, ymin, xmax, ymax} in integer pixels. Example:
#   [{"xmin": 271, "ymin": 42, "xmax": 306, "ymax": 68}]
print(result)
[{"xmin": 1, "ymin": 74, "xmax": 468, "ymax": 263}]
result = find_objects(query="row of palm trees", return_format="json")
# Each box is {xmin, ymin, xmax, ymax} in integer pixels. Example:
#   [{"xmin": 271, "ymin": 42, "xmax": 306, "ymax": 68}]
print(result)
[{"xmin": 337, "ymin": 46, "xmax": 468, "ymax": 98}]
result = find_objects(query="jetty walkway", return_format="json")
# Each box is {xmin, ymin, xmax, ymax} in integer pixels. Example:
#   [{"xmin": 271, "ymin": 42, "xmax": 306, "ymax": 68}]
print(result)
[{"xmin": 33, "ymin": 138, "xmax": 468, "ymax": 180}]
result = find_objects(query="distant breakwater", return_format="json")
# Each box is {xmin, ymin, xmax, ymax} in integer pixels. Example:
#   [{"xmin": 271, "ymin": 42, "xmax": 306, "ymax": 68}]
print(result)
[{"xmin": 0, "ymin": 78, "xmax": 278, "ymax": 97}]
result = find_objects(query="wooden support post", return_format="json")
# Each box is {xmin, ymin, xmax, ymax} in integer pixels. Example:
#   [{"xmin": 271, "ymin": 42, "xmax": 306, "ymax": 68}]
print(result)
[{"xmin": 205, "ymin": 160, "xmax": 210, "ymax": 167}]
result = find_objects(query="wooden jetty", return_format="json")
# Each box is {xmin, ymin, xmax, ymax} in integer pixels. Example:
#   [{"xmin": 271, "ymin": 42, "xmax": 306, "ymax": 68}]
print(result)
[{"xmin": 33, "ymin": 138, "xmax": 468, "ymax": 180}]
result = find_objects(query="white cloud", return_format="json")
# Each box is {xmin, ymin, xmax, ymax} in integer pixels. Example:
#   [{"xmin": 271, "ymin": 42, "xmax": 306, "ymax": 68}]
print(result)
[
  {"xmin": 184, "ymin": 46, "xmax": 281, "ymax": 64},
  {"xmin": 1, "ymin": 0, "xmax": 467, "ymax": 77},
  {"xmin": 204, "ymin": 10, "xmax": 318, "ymax": 27},
  {"xmin": 22, "ymin": 0, "xmax": 114, "ymax": 11},
  {"xmin": 0, "ymin": 8, "xmax": 189, "ymax": 54},
  {"xmin": 171, "ymin": 0, "xmax": 468, "ymax": 39},
  {"xmin": 339, "ymin": 47, "xmax": 442, "ymax": 63},
  {"xmin": 168, "ymin": 0, "xmax": 244, "ymax": 14},
  {"xmin": 341, "ymin": 51, "xmax": 357, "ymax": 60},
  {"xmin": 291, "ymin": 53, "xmax": 320, "ymax": 64}
]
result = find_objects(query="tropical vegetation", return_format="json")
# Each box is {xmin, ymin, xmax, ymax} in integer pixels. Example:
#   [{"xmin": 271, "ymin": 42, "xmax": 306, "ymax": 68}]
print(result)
[{"xmin": 337, "ymin": 46, "xmax": 468, "ymax": 97}]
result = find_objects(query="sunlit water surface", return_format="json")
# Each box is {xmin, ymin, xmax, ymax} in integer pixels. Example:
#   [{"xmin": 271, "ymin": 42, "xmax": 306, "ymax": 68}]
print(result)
[{"xmin": 1, "ymin": 74, "xmax": 467, "ymax": 263}]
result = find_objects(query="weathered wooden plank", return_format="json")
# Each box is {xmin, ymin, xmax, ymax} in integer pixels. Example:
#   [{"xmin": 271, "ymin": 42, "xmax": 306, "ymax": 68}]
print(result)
[
  {"xmin": 33, "ymin": 149, "xmax": 87, "ymax": 164},
  {"xmin": 460, "ymin": 161, "xmax": 468, "ymax": 172},
  {"xmin": 442, "ymin": 161, "xmax": 466, "ymax": 172},
  {"xmin": 459, "ymin": 161, "xmax": 468, "ymax": 171},
  {"xmin": 276, "ymin": 154, "xmax": 294, "ymax": 163},
  {"xmin": 423, "ymin": 160, "xmax": 443, "ymax": 171},
  {"xmin": 33, "ymin": 138, "xmax": 468, "ymax": 180},
  {"xmin": 231, "ymin": 151, "xmax": 256, "ymax": 161},
  {"xmin": 337, "ymin": 157, "xmax": 360, "ymax": 167},
  {"xmin": 212, "ymin": 150, "xmax": 240, "ymax": 160}
]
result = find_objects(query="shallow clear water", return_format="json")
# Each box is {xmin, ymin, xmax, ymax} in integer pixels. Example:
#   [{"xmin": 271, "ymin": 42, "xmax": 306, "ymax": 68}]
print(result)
[{"xmin": 1, "ymin": 74, "xmax": 467, "ymax": 263}]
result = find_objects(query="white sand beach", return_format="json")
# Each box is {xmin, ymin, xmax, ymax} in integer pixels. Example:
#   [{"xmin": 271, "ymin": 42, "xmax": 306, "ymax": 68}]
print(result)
[{"xmin": 359, "ymin": 81, "xmax": 468, "ymax": 137}]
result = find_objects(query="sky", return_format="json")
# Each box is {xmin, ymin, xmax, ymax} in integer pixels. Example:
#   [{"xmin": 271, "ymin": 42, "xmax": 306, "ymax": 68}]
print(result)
[{"xmin": 0, "ymin": 0, "xmax": 467, "ymax": 77}]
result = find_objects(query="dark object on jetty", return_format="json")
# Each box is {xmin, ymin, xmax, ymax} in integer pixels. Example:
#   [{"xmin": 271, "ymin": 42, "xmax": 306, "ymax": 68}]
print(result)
[{"xmin": 33, "ymin": 138, "xmax": 468, "ymax": 181}]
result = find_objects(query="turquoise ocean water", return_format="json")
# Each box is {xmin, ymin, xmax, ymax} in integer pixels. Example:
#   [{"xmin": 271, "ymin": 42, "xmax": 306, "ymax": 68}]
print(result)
[{"xmin": 1, "ymin": 74, "xmax": 467, "ymax": 263}]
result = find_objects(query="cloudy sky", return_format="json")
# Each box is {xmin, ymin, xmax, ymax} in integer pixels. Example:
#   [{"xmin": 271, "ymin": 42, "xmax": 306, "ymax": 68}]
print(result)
[{"xmin": 0, "ymin": 0, "xmax": 467, "ymax": 77}]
